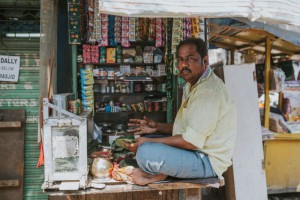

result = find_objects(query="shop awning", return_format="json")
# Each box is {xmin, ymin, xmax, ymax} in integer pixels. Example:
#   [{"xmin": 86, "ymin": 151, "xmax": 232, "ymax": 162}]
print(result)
[{"xmin": 98, "ymin": 0, "xmax": 300, "ymax": 27}]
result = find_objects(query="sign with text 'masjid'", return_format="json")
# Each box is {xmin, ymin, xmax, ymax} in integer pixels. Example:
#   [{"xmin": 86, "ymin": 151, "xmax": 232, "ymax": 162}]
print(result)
[{"xmin": 0, "ymin": 55, "xmax": 20, "ymax": 82}]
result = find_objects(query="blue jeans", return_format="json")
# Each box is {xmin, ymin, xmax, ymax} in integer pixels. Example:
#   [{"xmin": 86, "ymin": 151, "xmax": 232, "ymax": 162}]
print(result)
[{"xmin": 136, "ymin": 142, "xmax": 217, "ymax": 178}]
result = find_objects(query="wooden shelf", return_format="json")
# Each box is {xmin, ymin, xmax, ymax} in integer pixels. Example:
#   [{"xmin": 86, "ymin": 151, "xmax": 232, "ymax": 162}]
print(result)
[
  {"xmin": 94, "ymin": 92, "xmax": 166, "ymax": 96},
  {"xmin": 0, "ymin": 121, "xmax": 21, "ymax": 128},
  {"xmin": 80, "ymin": 63, "xmax": 164, "ymax": 67},
  {"xmin": 94, "ymin": 76, "xmax": 166, "ymax": 82},
  {"xmin": 95, "ymin": 111, "xmax": 166, "ymax": 115}
]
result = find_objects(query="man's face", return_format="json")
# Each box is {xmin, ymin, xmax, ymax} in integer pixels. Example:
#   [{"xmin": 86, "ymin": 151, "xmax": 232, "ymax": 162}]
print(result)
[{"xmin": 177, "ymin": 44, "xmax": 208, "ymax": 86}]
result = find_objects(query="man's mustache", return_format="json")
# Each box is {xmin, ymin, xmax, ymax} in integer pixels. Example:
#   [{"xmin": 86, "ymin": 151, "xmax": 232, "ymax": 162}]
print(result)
[{"xmin": 180, "ymin": 67, "xmax": 192, "ymax": 73}]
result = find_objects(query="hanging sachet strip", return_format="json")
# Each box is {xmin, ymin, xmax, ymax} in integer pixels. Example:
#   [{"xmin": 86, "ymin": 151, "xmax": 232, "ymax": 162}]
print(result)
[
  {"xmin": 184, "ymin": 18, "xmax": 192, "ymax": 39},
  {"xmin": 183, "ymin": 18, "xmax": 186, "ymax": 39},
  {"xmin": 114, "ymin": 16, "xmax": 121, "ymax": 44},
  {"xmin": 129, "ymin": 17, "xmax": 136, "ymax": 42},
  {"xmin": 191, "ymin": 17, "xmax": 200, "ymax": 38},
  {"xmin": 121, "ymin": 16, "xmax": 130, "ymax": 47},
  {"xmin": 87, "ymin": 0, "xmax": 95, "ymax": 42},
  {"xmin": 100, "ymin": 14, "xmax": 108, "ymax": 46},
  {"xmin": 135, "ymin": 18, "xmax": 140, "ymax": 41},
  {"xmin": 155, "ymin": 18, "xmax": 163, "ymax": 47},
  {"xmin": 166, "ymin": 18, "xmax": 173, "ymax": 99},
  {"xmin": 93, "ymin": 0, "xmax": 101, "ymax": 42},
  {"xmin": 161, "ymin": 18, "xmax": 166, "ymax": 47},
  {"xmin": 171, "ymin": 18, "xmax": 183, "ymax": 54},
  {"xmin": 108, "ymin": 15, "xmax": 115, "ymax": 46},
  {"xmin": 199, "ymin": 17, "xmax": 206, "ymax": 41},
  {"xmin": 148, "ymin": 18, "xmax": 156, "ymax": 41}
]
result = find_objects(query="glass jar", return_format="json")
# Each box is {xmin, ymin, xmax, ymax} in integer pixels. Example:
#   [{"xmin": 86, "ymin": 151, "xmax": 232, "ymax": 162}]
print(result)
[{"xmin": 134, "ymin": 82, "xmax": 143, "ymax": 93}]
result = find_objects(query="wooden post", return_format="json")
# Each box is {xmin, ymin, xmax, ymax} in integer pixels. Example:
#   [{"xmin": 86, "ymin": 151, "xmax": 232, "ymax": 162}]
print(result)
[
  {"xmin": 230, "ymin": 49, "xmax": 235, "ymax": 65},
  {"xmin": 264, "ymin": 36, "xmax": 271, "ymax": 128}
]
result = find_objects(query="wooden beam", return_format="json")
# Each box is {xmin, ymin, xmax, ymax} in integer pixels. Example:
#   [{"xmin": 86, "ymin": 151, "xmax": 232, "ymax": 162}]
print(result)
[
  {"xmin": 0, "ymin": 179, "xmax": 20, "ymax": 187},
  {"xmin": 209, "ymin": 41, "xmax": 237, "ymax": 50},
  {"xmin": 230, "ymin": 49, "xmax": 235, "ymax": 65},
  {"xmin": 209, "ymin": 33, "xmax": 257, "ymax": 46},
  {"xmin": 209, "ymin": 23, "xmax": 277, "ymax": 39},
  {"xmin": 0, "ymin": 121, "xmax": 21, "ymax": 128},
  {"xmin": 270, "ymin": 45, "xmax": 295, "ymax": 55},
  {"xmin": 148, "ymin": 182, "xmax": 207, "ymax": 190},
  {"xmin": 264, "ymin": 36, "xmax": 272, "ymax": 129}
]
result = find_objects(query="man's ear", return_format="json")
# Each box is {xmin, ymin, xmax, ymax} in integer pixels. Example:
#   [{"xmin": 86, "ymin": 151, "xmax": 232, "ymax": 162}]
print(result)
[{"xmin": 203, "ymin": 56, "xmax": 209, "ymax": 67}]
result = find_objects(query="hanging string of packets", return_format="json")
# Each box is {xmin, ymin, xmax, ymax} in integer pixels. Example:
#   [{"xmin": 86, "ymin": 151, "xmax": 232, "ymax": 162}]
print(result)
[
  {"xmin": 183, "ymin": 18, "xmax": 192, "ymax": 39},
  {"xmin": 88, "ymin": 13, "xmax": 203, "ymax": 47},
  {"xmin": 129, "ymin": 18, "xmax": 136, "ymax": 42},
  {"xmin": 114, "ymin": 16, "xmax": 122, "ymax": 44},
  {"xmin": 100, "ymin": 14, "xmax": 108, "ymax": 46},
  {"xmin": 121, "ymin": 17, "xmax": 130, "ymax": 47},
  {"xmin": 171, "ymin": 18, "xmax": 183, "ymax": 55},
  {"xmin": 93, "ymin": 0, "xmax": 101, "ymax": 41},
  {"xmin": 108, "ymin": 15, "xmax": 115, "ymax": 46},
  {"xmin": 166, "ymin": 18, "xmax": 173, "ymax": 99},
  {"xmin": 199, "ymin": 17, "xmax": 206, "ymax": 41},
  {"xmin": 86, "ymin": 0, "xmax": 95, "ymax": 42},
  {"xmin": 155, "ymin": 18, "xmax": 165, "ymax": 47}
]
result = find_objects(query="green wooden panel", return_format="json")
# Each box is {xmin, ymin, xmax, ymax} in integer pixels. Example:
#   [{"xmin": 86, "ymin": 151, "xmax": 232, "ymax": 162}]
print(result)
[
  {"xmin": 0, "ymin": 91, "xmax": 39, "ymax": 99},
  {"xmin": 0, "ymin": 83, "xmax": 39, "ymax": 90},
  {"xmin": 18, "ymin": 75, "xmax": 39, "ymax": 83},
  {"xmin": 0, "ymin": 90, "xmax": 39, "ymax": 99},
  {"xmin": 0, "ymin": 38, "xmax": 47, "ymax": 200},
  {"xmin": 20, "ymin": 68, "xmax": 40, "ymax": 72},
  {"xmin": 19, "ymin": 71, "xmax": 39, "ymax": 76},
  {"xmin": 20, "ymin": 58, "xmax": 40, "ymax": 66}
]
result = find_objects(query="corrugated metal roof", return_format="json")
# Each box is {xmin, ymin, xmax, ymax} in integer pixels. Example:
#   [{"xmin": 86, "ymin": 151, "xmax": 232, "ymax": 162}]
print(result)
[{"xmin": 0, "ymin": 38, "xmax": 47, "ymax": 200}]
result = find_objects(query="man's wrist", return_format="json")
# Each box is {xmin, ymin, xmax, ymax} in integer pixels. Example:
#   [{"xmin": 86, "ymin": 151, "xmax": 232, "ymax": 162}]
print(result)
[{"xmin": 155, "ymin": 122, "xmax": 161, "ymax": 133}]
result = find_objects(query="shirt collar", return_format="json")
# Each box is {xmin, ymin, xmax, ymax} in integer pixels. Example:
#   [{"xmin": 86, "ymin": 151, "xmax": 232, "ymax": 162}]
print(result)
[{"xmin": 183, "ymin": 66, "xmax": 213, "ymax": 100}]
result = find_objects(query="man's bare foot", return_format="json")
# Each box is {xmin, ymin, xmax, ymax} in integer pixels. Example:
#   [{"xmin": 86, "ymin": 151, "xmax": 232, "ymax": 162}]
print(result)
[{"xmin": 126, "ymin": 168, "xmax": 167, "ymax": 186}]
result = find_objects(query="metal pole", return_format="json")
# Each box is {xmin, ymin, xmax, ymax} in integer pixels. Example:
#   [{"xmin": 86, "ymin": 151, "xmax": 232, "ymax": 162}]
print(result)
[
  {"xmin": 72, "ymin": 45, "xmax": 78, "ymax": 99},
  {"xmin": 264, "ymin": 36, "xmax": 271, "ymax": 128}
]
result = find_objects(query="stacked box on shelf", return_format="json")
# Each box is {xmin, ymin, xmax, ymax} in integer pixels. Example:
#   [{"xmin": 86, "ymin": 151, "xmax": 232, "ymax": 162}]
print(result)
[
  {"xmin": 83, "ymin": 44, "xmax": 99, "ymax": 64},
  {"xmin": 80, "ymin": 68, "xmax": 94, "ymax": 111}
]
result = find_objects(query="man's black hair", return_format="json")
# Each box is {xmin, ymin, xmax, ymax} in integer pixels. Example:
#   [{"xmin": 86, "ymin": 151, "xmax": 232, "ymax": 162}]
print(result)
[{"xmin": 176, "ymin": 38, "xmax": 208, "ymax": 58}]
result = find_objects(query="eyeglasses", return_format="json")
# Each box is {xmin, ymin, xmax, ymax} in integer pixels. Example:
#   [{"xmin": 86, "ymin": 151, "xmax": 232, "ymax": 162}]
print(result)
[{"xmin": 176, "ymin": 56, "xmax": 200, "ymax": 67}]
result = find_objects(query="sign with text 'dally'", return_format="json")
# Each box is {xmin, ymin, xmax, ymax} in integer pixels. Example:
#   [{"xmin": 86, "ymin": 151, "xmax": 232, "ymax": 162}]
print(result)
[{"xmin": 0, "ymin": 55, "xmax": 20, "ymax": 82}]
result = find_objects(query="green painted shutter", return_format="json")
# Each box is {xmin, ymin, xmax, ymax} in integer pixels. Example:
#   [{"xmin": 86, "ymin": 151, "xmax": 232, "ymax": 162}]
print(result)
[{"xmin": 0, "ymin": 38, "xmax": 47, "ymax": 200}]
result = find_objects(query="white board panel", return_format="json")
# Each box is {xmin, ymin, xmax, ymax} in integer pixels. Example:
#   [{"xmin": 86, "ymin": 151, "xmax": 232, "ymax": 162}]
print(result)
[{"xmin": 224, "ymin": 63, "xmax": 268, "ymax": 200}]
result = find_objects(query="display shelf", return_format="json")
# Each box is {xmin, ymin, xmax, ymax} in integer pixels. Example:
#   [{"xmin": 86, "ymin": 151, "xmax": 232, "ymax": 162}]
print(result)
[
  {"xmin": 79, "ymin": 62, "xmax": 164, "ymax": 66},
  {"xmin": 94, "ymin": 76, "xmax": 166, "ymax": 82},
  {"xmin": 95, "ymin": 111, "xmax": 166, "ymax": 114},
  {"xmin": 94, "ymin": 76, "xmax": 153, "ymax": 81},
  {"xmin": 94, "ymin": 92, "xmax": 166, "ymax": 96},
  {"xmin": 94, "ymin": 111, "xmax": 167, "ymax": 124}
]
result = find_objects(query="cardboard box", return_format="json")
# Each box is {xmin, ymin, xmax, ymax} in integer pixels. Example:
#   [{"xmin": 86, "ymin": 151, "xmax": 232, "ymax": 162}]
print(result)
[{"xmin": 106, "ymin": 48, "xmax": 116, "ymax": 63}]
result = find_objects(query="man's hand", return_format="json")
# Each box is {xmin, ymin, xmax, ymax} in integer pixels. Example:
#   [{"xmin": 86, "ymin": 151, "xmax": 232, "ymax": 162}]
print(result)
[
  {"xmin": 123, "ymin": 137, "xmax": 151, "ymax": 152},
  {"xmin": 128, "ymin": 116, "xmax": 157, "ymax": 135}
]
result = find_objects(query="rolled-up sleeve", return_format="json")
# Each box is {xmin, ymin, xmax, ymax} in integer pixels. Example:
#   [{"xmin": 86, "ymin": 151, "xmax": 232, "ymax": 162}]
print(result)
[{"xmin": 182, "ymin": 89, "xmax": 220, "ymax": 149}]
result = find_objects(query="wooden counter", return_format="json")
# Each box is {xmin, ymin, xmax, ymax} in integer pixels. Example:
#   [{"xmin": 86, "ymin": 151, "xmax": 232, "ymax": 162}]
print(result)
[{"xmin": 47, "ymin": 178, "xmax": 221, "ymax": 200}]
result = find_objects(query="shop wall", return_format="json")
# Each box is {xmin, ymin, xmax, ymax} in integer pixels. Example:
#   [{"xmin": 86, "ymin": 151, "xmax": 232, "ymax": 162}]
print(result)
[{"xmin": 0, "ymin": 38, "xmax": 47, "ymax": 199}]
